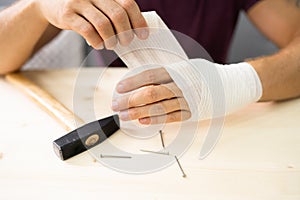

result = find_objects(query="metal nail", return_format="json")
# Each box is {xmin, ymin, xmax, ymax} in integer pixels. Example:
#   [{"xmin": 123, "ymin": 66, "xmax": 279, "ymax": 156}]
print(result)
[
  {"xmin": 100, "ymin": 154, "xmax": 132, "ymax": 159},
  {"xmin": 175, "ymin": 156, "xmax": 187, "ymax": 178},
  {"xmin": 159, "ymin": 130, "xmax": 165, "ymax": 148},
  {"xmin": 140, "ymin": 149, "xmax": 169, "ymax": 155}
]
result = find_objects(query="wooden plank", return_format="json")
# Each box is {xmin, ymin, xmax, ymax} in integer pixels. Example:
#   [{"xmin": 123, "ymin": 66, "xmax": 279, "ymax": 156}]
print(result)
[{"xmin": 5, "ymin": 73, "xmax": 84, "ymax": 131}]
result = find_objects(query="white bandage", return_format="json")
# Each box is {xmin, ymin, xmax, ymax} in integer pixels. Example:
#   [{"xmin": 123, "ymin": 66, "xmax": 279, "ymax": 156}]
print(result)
[
  {"xmin": 114, "ymin": 11, "xmax": 263, "ymax": 121},
  {"xmin": 114, "ymin": 11, "xmax": 188, "ymax": 68},
  {"xmin": 165, "ymin": 59, "xmax": 263, "ymax": 120},
  {"xmin": 113, "ymin": 11, "xmax": 191, "ymax": 138}
]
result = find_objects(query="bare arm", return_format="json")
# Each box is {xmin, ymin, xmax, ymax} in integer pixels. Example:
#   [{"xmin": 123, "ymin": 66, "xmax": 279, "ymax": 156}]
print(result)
[
  {"xmin": 247, "ymin": 0, "xmax": 300, "ymax": 101},
  {"xmin": 0, "ymin": 0, "xmax": 57, "ymax": 75},
  {"xmin": 0, "ymin": 0, "xmax": 148, "ymax": 75},
  {"xmin": 105, "ymin": 0, "xmax": 300, "ymax": 124}
]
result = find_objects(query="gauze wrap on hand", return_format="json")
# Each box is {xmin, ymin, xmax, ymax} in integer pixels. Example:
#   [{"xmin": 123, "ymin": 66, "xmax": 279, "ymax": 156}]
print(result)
[
  {"xmin": 113, "ymin": 11, "xmax": 192, "ymax": 138},
  {"xmin": 114, "ymin": 11, "xmax": 188, "ymax": 68},
  {"xmin": 165, "ymin": 59, "xmax": 263, "ymax": 121},
  {"xmin": 114, "ymin": 11, "xmax": 263, "ymax": 121}
]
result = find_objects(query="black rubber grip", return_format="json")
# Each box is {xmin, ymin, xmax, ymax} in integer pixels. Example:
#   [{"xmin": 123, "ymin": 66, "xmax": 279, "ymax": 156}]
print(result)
[{"xmin": 53, "ymin": 115, "xmax": 120, "ymax": 160}]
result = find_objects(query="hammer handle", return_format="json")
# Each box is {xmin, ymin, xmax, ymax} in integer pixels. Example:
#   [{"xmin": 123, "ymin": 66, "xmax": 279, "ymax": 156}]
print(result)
[{"xmin": 5, "ymin": 73, "xmax": 84, "ymax": 131}]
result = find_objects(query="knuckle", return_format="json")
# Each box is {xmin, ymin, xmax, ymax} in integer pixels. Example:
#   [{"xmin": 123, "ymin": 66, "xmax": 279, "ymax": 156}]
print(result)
[
  {"xmin": 120, "ymin": 0, "xmax": 135, "ymax": 11},
  {"xmin": 61, "ymin": 7, "xmax": 74, "ymax": 20},
  {"xmin": 160, "ymin": 100, "xmax": 169, "ymax": 110},
  {"xmin": 62, "ymin": 0, "xmax": 77, "ymax": 14},
  {"xmin": 79, "ymin": 24, "xmax": 94, "ymax": 36},
  {"xmin": 111, "ymin": 8, "xmax": 127, "ymax": 22},
  {"xmin": 152, "ymin": 103, "xmax": 164, "ymax": 114},
  {"xmin": 129, "ymin": 109, "xmax": 140, "ymax": 119},
  {"xmin": 144, "ymin": 87, "xmax": 157, "ymax": 101},
  {"xmin": 128, "ymin": 95, "xmax": 135, "ymax": 107},
  {"xmin": 144, "ymin": 70, "xmax": 156, "ymax": 83},
  {"xmin": 95, "ymin": 18, "xmax": 111, "ymax": 31}
]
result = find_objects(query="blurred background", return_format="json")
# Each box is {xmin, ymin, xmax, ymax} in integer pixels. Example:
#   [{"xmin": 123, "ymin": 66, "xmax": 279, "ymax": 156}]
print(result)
[{"xmin": 228, "ymin": 12, "xmax": 277, "ymax": 62}]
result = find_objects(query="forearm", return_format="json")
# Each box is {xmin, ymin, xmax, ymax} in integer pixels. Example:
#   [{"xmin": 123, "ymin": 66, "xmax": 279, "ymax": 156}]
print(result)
[
  {"xmin": 248, "ymin": 34, "xmax": 300, "ymax": 101},
  {"xmin": 0, "ymin": 0, "xmax": 49, "ymax": 74}
]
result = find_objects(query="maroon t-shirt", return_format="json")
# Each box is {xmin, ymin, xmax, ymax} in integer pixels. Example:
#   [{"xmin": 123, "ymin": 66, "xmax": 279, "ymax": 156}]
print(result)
[
  {"xmin": 136, "ymin": 0, "xmax": 259, "ymax": 63},
  {"xmin": 100, "ymin": 0, "xmax": 260, "ymax": 66}
]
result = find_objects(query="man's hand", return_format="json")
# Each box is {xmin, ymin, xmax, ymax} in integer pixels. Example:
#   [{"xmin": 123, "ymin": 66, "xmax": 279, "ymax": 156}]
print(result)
[
  {"xmin": 36, "ymin": 0, "xmax": 149, "ymax": 49},
  {"xmin": 111, "ymin": 68, "xmax": 191, "ymax": 124}
]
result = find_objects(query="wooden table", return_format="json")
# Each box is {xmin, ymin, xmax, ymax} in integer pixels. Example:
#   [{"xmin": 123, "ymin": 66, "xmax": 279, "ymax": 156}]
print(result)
[{"xmin": 0, "ymin": 67, "xmax": 299, "ymax": 200}]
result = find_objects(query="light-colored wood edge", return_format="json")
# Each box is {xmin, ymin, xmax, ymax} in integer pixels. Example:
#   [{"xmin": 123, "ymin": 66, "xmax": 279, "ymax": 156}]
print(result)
[{"xmin": 5, "ymin": 73, "xmax": 84, "ymax": 131}]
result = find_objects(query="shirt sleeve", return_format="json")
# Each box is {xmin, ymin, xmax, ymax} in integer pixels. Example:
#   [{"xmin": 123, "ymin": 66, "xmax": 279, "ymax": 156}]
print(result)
[{"xmin": 241, "ymin": 0, "xmax": 260, "ymax": 11}]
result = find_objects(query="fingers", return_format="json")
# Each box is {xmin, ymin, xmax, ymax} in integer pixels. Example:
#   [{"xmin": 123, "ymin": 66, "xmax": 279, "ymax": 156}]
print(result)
[
  {"xmin": 65, "ymin": 13, "xmax": 103, "ymax": 50},
  {"xmin": 112, "ymin": 82, "xmax": 183, "ymax": 111},
  {"xmin": 119, "ymin": 98, "xmax": 190, "ymax": 121},
  {"xmin": 92, "ymin": 0, "xmax": 149, "ymax": 46},
  {"xmin": 115, "ymin": 0, "xmax": 149, "ymax": 39},
  {"xmin": 92, "ymin": 0, "xmax": 134, "ymax": 46},
  {"xmin": 112, "ymin": 68, "xmax": 191, "ymax": 124},
  {"xmin": 139, "ymin": 111, "xmax": 192, "ymax": 125},
  {"xmin": 60, "ymin": 0, "xmax": 148, "ymax": 49},
  {"xmin": 117, "ymin": 68, "xmax": 173, "ymax": 93},
  {"xmin": 77, "ymin": 4, "xmax": 117, "ymax": 49}
]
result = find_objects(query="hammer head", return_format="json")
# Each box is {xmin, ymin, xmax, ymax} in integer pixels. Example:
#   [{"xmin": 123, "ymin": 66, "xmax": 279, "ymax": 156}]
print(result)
[{"xmin": 53, "ymin": 115, "xmax": 120, "ymax": 160}]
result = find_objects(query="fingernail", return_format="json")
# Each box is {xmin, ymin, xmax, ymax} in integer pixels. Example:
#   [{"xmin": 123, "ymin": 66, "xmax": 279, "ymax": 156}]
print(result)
[
  {"xmin": 96, "ymin": 43, "xmax": 104, "ymax": 50},
  {"xmin": 117, "ymin": 83, "xmax": 124, "ymax": 92},
  {"xmin": 119, "ymin": 111, "xmax": 129, "ymax": 120},
  {"xmin": 86, "ymin": 40, "xmax": 91, "ymax": 46},
  {"xmin": 111, "ymin": 100, "xmax": 119, "ymax": 111},
  {"xmin": 138, "ymin": 29, "xmax": 149, "ymax": 40}
]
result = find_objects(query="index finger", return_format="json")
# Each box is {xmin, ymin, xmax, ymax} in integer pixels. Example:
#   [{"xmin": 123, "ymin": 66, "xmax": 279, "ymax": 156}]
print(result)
[
  {"xmin": 115, "ymin": 0, "xmax": 149, "ymax": 39},
  {"xmin": 113, "ymin": 82, "xmax": 183, "ymax": 111},
  {"xmin": 117, "ymin": 67, "xmax": 173, "ymax": 93}
]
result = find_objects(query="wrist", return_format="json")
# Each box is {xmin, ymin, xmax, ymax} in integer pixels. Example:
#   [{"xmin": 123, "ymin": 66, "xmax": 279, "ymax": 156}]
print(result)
[
  {"xmin": 165, "ymin": 59, "xmax": 263, "ymax": 120},
  {"xmin": 217, "ymin": 61, "xmax": 263, "ymax": 112}
]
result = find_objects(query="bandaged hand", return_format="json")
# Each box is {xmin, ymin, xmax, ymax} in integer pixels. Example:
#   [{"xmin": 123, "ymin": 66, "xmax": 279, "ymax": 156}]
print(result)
[
  {"xmin": 111, "ymin": 67, "xmax": 192, "ymax": 124},
  {"xmin": 112, "ymin": 59, "xmax": 263, "ymax": 124}
]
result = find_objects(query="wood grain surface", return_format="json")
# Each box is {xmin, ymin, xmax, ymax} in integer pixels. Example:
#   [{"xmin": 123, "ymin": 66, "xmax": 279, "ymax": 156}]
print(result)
[
  {"xmin": 0, "ymin": 67, "xmax": 299, "ymax": 200},
  {"xmin": 5, "ymin": 73, "xmax": 84, "ymax": 131}
]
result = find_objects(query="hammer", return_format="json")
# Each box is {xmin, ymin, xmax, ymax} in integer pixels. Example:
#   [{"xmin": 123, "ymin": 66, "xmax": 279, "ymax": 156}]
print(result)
[{"xmin": 6, "ymin": 73, "xmax": 120, "ymax": 160}]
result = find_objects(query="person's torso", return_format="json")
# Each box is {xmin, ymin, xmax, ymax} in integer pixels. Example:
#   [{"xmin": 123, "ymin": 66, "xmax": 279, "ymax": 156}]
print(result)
[{"xmin": 136, "ymin": 0, "xmax": 258, "ymax": 63}]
